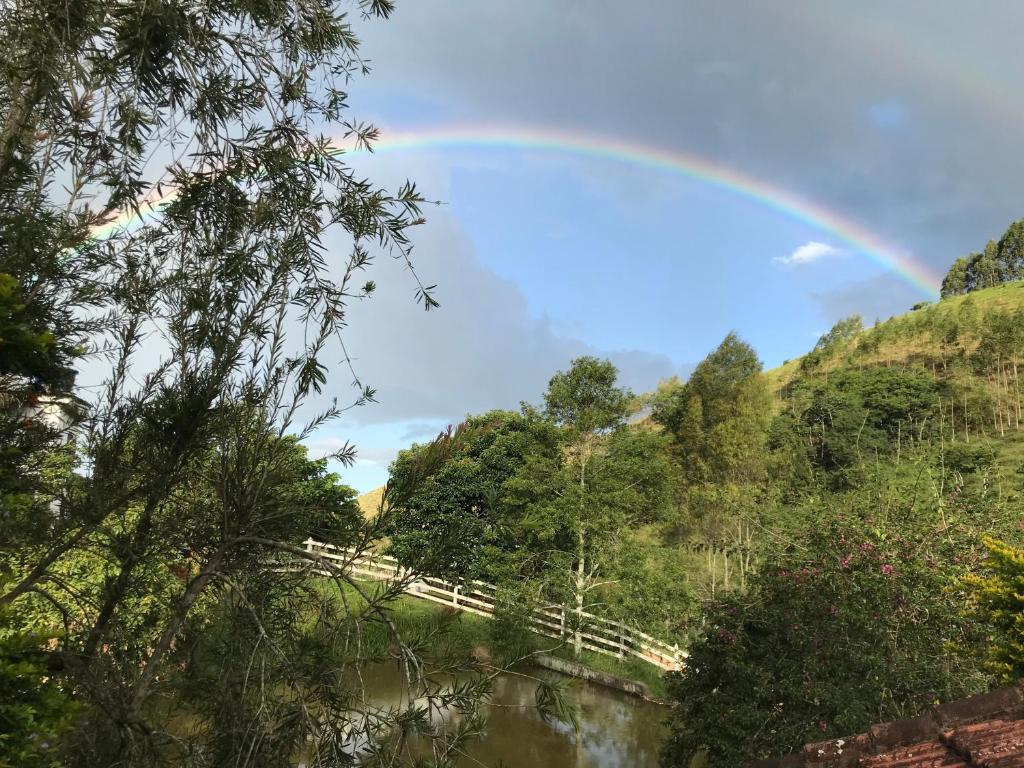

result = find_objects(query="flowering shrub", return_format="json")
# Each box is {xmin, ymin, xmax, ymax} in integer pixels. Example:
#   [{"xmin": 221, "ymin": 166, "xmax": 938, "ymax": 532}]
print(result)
[
  {"xmin": 661, "ymin": 520, "xmax": 987, "ymax": 767},
  {"xmin": 964, "ymin": 537, "xmax": 1024, "ymax": 682}
]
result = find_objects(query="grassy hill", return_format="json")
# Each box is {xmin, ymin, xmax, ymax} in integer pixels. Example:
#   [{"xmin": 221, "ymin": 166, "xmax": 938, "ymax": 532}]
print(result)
[
  {"xmin": 761, "ymin": 280, "xmax": 1024, "ymax": 497},
  {"xmin": 766, "ymin": 280, "xmax": 1024, "ymax": 395},
  {"xmin": 357, "ymin": 486, "xmax": 385, "ymax": 518},
  {"xmin": 361, "ymin": 280, "xmax": 1024, "ymax": 540}
]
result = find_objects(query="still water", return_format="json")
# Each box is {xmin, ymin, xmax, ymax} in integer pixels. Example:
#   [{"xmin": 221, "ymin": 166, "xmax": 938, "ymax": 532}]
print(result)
[{"xmin": 358, "ymin": 663, "xmax": 667, "ymax": 768}]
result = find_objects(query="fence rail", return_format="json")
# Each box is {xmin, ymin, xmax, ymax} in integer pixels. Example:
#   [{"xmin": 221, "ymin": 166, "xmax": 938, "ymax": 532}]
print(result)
[{"xmin": 298, "ymin": 538, "xmax": 686, "ymax": 672}]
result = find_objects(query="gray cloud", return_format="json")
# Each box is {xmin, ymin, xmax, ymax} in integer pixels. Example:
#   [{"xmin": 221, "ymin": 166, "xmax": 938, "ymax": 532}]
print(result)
[
  {"xmin": 353, "ymin": 0, "xmax": 1024, "ymax": 303},
  {"xmin": 328, "ymin": 211, "xmax": 682, "ymax": 426},
  {"xmin": 399, "ymin": 421, "xmax": 449, "ymax": 442},
  {"xmin": 811, "ymin": 273, "xmax": 925, "ymax": 327}
]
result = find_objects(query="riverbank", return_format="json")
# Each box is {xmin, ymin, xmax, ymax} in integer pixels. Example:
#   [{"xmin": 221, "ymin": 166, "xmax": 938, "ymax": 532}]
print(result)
[{"xmin": 377, "ymin": 590, "xmax": 671, "ymax": 701}]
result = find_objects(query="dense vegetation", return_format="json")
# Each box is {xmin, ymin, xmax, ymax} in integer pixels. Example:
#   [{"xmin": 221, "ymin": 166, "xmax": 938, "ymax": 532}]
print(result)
[
  {"xmin": 385, "ymin": 358, "xmax": 691, "ymax": 648},
  {"xmin": 380, "ymin": 262, "xmax": 1024, "ymax": 766},
  {"xmin": 3, "ymin": 0, "xmax": 1023, "ymax": 764},
  {"xmin": 1, "ymin": 2, "xmax": 572, "ymax": 766},
  {"xmin": 941, "ymin": 219, "xmax": 1024, "ymax": 297}
]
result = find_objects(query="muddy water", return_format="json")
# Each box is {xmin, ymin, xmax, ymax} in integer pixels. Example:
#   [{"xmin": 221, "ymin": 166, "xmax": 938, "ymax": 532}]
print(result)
[{"xmin": 358, "ymin": 663, "xmax": 667, "ymax": 767}]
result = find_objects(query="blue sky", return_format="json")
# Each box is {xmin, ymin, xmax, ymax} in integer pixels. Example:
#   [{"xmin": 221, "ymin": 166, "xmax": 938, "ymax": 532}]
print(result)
[{"xmin": 302, "ymin": 1, "xmax": 1024, "ymax": 492}]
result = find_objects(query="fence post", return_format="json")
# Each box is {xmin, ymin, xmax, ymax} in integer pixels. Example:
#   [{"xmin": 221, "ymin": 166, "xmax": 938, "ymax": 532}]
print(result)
[
  {"xmin": 452, "ymin": 585, "xmax": 459, "ymax": 608},
  {"xmin": 560, "ymin": 607, "xmax": 566, "ymax": 638},
  {"xmin": 617, "ymin": 629, "xmax": 624, "ymax": 660}
]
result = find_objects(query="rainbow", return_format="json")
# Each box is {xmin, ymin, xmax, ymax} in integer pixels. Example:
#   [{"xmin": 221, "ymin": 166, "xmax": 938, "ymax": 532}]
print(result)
[{"xmin": 90, "ymin": 124, "xmax": 943, "ymax": 298}]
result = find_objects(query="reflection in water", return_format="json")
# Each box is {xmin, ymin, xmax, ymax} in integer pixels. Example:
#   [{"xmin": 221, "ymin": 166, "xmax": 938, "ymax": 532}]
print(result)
[{"xmin": 359, "ymin": 664, "xmax": 666, "ymax": 768}]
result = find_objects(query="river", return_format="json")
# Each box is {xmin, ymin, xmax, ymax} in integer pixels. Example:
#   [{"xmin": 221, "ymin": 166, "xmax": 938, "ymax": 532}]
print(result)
[{"xmin": 347, "ymin": 663, "xmax": 667, "ymax": 768}]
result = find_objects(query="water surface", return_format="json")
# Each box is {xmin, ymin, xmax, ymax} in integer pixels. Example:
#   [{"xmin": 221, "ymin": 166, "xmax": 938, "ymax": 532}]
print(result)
[{"xmin": 359, "ymin": 663, "xmax": 666, "ymax": 768}]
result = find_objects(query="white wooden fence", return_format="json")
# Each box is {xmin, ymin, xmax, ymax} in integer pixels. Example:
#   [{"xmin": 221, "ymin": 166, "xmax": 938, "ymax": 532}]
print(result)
[{"xmin": 299, "ymin": 538, "xmax": 686, "ymax": 672}]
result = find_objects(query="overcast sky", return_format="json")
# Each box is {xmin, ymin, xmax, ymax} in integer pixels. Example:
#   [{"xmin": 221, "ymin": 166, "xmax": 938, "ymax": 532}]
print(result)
[{"xmin": 304, "ymin": 1, "xmax": 1024, "ymax": 491}]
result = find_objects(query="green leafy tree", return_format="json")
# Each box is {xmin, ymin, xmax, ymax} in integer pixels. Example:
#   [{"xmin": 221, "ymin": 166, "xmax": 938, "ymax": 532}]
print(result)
[
  {"xmin": 0, "ymin": 0, "xmax": 535, "ymax": 764},
  {"xmin": 501, "ymin": 358, "xmax": 675, "ymax": 655},
  {"xmin": 996, "ymin": 220, "xmax": 1024, "ymax": 280},
  {"xmin": 0, "ymin": 591, "xmax": 76, "ymax": 768},
  {"xmin": 653, "ymin": 334, "xmax": 772, "ymax": 592},
  {"xmin": 940, "ymin": 219, "xmax": 1024, "ymax": 297},
  {"xmin": 942, "ymin": 257, "xmax": 970, "ymax": 297},
  {"xmin": 654, "ymin": 333, "xmax": 771, "ymax": 487},
  {"xmin": 801, "ymin": 314, "xmax": 864, "ymax": 370},
  {"xmin": 385, "ymin": 410, "xmax": 559, "ymax": 579},
  {"xmin": 972, "ymin": 241, "xmax": 1003, "ymax": 290}
]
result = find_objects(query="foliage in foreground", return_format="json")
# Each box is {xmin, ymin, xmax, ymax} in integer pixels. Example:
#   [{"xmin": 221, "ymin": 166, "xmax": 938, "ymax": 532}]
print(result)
[
  {"xmin": 660, "ymin": 504, "xmax": 994, "ymax": 767},
  {"xmin": 0, "ymin": 0, "xmax": 567, "ymax": 763},
  {"xmin": 965, "ymin": 537, "xmax": 1024, "ymax": 682},
  {"xmin": 0, "ymin": 594, "xmax": 75, "ymax": 768}
]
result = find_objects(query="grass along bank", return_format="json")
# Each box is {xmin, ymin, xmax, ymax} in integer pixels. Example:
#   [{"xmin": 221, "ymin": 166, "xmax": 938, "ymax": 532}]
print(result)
[{"xmin": 321, "ymin": 580, "xmax": 671, "ymax": 701}]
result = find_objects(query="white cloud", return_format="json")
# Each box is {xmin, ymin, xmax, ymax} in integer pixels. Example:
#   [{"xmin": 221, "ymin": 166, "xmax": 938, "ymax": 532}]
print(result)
[{"xmin": 773, "ymin": 241, "xmax": 840, "ymax": 267}]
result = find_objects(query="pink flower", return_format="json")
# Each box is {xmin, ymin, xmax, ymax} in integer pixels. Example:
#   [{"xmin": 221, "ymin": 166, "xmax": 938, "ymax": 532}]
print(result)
[
  {"xmin": 881, "ymin": 564, "xmax": 894, "ymax": 576},
  {"xmin": 840, "ymin": 557, "xmax": 850, "ymax": 569}
]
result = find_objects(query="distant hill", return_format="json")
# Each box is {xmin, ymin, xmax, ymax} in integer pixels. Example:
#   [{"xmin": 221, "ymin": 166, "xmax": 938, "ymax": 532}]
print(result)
[
  {"xmin": 357, "ymin": 486, "xmax": 384, "ymax": 519},
  {"xmin": 365, "ymin": 281, "xmax": 1024, "ymax": 506}
]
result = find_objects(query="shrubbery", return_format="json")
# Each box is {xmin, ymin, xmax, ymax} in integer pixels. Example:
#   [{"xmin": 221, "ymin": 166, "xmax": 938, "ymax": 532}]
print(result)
[{"xmin": 661, "ymin": 520, "xmax": 988, "ymax": 767}]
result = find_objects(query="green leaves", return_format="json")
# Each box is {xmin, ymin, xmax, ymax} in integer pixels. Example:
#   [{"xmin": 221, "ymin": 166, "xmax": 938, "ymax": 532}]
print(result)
[
  {"xmin": 653, "ymin": 332, "xmax": 771, "ymax": 487},
  {"xmin": 544, "ymin": 356, "xmax": 631, "ymax": 435},
  {"xmin": 662, "ymin": 518, "xmax": 989, "ymax": 767},
  {"xmin": 964, "ymin": 537, "xmax": 1024, "ymax": 681},
  {"xmin": 940, "ymin": 218, "xmax": 1024, "ymax": 297},
  {"xmin": 535, "ymin": 675, "xmax": 580, "ymax": 733},
  {"xmin": 0, "ymin": 595, "xmax": 76, "ymax": 768},
  {"xmin": 0, "ymin": 0, "xmax": 462, "ymax": 763}
]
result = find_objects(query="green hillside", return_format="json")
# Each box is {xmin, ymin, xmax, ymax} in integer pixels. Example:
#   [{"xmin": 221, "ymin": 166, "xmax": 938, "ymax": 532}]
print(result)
[
  {"xmin": 767, "ymin": 280, "xmax": 1024, "ymax": 393},
  {"xmin": 762, "ymin": 281, "xmax": 1024, "ymax": 497}
]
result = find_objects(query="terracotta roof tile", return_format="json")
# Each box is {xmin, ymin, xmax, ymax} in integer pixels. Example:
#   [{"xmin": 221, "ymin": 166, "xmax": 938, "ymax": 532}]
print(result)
[
  {"xmin": 748, "ymin": 681, "xmax": 1024, "ymax": 768},
  {"xmin": 943, "ymin": 719, "xmax": 1024, "ymax": 767},
  {"xmin": 860, "ymin": 740, "xmax": 967, "ymax": 768}
]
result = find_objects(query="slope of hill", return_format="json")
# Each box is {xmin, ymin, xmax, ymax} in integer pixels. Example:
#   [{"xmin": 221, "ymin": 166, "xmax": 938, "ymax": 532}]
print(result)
[
  {"xmin": 357, "ymin": 486, "xmax": 385, "ymax": 518},
  {"xmin": 766, "ymin": 280, "xmax": 1024, "ymax": 395},
  {"xmin": 760, "ymin": 280, "xmax": 1024, "ymax": 498}
]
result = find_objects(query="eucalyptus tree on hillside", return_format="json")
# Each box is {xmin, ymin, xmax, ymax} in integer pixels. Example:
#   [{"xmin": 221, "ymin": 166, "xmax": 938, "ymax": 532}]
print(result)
[{"xmin": 653, "ymin": 333, "xmax": 772, "ymax": 592}]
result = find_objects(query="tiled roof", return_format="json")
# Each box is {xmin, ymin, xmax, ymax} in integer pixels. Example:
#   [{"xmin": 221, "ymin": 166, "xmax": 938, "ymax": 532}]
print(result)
[{"xmin": 749, "ymin": 681, "xmax": 1024, "ymax": 768}]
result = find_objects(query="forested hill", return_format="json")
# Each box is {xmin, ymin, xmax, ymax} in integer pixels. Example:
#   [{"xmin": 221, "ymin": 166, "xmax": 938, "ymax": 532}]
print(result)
[
  {"xmin": 366, "ymin": 278, "xmax": 1024, "ymax": 513},
  {"xmin": 765, "ymin": 214, "xmax": 1024, "ymax": 408},
  {"xmin": 653, "ymin": 276, "xmax": 1024, "ymax": 766},
  {"xmin": 761, "ymin": 279, "xmax": 1024, "ymax": 496}
]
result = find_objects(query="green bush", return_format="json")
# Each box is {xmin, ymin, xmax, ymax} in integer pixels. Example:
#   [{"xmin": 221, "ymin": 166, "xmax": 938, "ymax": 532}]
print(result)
[
  {"xmin": 964, "ymin": 537, "xmax": 1024, "ymax": 682},
  {"xmin": 661, "ymin": 521, "xmax": 986, "ymax": 767}
]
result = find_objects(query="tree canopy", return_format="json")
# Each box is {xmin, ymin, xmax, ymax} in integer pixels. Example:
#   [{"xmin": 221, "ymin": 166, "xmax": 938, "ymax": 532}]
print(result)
[{"xmin": 940, "ymin": 219, "xmax": 1024, "ymax": 297}]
